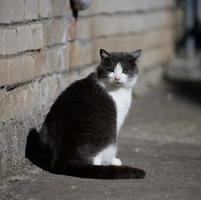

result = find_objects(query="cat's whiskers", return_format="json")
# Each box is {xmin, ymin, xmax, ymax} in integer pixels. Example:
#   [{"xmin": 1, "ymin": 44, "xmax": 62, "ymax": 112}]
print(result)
[{"xmin": 104, "ymin": 81, "xmax": 112, "ymax": 90}]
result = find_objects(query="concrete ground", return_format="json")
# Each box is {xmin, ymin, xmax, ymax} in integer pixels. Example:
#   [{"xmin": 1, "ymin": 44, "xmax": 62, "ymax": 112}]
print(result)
[{"xmin": 1, "ymin": 83, "xmax": 201, "ymax": 200}]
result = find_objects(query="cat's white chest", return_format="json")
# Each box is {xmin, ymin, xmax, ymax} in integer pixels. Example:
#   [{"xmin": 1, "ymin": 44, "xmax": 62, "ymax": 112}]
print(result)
[{"xmin": 109, "ymin": 88, "xmax": 132, "ymax": 132}]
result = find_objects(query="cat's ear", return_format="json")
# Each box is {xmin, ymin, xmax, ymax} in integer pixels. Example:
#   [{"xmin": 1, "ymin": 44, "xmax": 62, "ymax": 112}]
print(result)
[
  {"xmin": 130, "ymin": 49, "xmax": 142, "ymax": 60},
  {"xmin": 100, "ymin": 49, "xmax": 110, "ymax": 59}
]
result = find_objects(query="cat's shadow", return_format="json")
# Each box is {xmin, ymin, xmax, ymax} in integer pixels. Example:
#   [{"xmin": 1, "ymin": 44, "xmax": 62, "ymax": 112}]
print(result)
[{"xmin": 25, "ymin": 128, "xmax": 52, "ymax": 172}]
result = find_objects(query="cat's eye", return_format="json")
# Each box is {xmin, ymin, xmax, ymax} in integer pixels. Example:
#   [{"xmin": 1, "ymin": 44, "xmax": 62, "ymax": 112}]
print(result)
[
  {"xmin": 123, "ymin": 68, "xmax": 128, "ymax": 73},
  {"xmin": 107, "ymin": 68, "xmax": 114, "ymax": 72}
]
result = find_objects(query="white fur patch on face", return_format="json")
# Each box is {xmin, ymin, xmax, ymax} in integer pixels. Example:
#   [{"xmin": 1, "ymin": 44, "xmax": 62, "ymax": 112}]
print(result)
[
  {"xmin": 114, "ymin": 63, "xmax": 123, "ymax": 77},
  {"xmin": 99, "ymin": 62, "xmax": 137, "ymax": 89},
  {"xmin": 108, "ymin": 72, "xmax": 114, "ymax": 78},
  {"xmin": 113, "ymin": 63, "xmax": 127, "ymax": 83},
  {"xmin": 127, "ymin": 75, "xmax": 138, "ymax": 88}
]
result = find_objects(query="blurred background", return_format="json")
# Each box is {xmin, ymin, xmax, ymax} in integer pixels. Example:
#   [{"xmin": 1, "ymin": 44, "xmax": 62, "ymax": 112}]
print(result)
[{"xmin": 0, "ymin": 0, "xmax": 201, "ymax": 195}]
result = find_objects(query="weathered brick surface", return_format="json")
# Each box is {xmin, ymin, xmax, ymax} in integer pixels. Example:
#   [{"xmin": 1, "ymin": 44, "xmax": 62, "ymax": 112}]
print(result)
[
  {"xmin": 0, "ymin": 0, "xmax": 12, "ymax": 23},
  {"xmin": 93, "ymin": 27, "xmax": 175, "ymax": 62},
  {"xmin": 7, "ymin": 56, "xmax": 34, "ymax": 86},
  {"xmin": 0, "ymin": 67, "xmax": 94, "ymax": 123},
  {"xmin": 81, "ymin": 0, "xmax": 175, "ymax": 16},
  {"xmin": 69, "ymin": 41, "xmax": 93, "ymax": 68},
  {"xmin": 0, "ymin": 0, "xmax": 70, "ymax": 24},
  {"xmin": 0, "ymin": 59, "xmax": 9, "ymax": 85},
  {"xmin": 0, "ymin": 0, "xmax": 177, "ymax": 116},
  {"xmin": 0, "ymin": 76, "xmax": 57, "ymax": 123},
  {"xmin": 0, "ymin": 74, "xmax": 70, "ymax": 126},
  {"xmin": 141, "ymin": 45, "xmax": 174, "ymax": 71},
  {"xmin": 0, "ymin": 30, "xmax": 4, "ymax": 55},
  {"xmin": 24, "ymin": 0, "xmax": 38, "ymax": 20},
  {"xmin": 12, "ymin": 0, "xmax": 24, "ymax": 22},
  {"xmin": 0, "ymin": 75, "xmax": 67, "ymax": 177},
  {"xmin": 76, "ymin": 10, "xmax": 174, "ymax": 40},
  {"xmin": 43, "ymin": 17, "xmax": 68, "ymax": 46},
  {"xmin": 92, "ymin": 11, "xmax": 174, "ymax": 38},
  {"xmin": 0, "ymin": 24, "xmax": 48, "ymax": 55},
  {"xmin": 4, "ymin": 29, "xmax": 17, "ymax": 54},
  {"xmin": 0, "ymin": 46, "xmax": 70, "ymax": 86},
  {"xmin": 0, "ymin": 18, "xmax": 69, "ymax": 55},
  {"xmin": 52, "ymin": 0, "xmax": 70, "ymax": 17},
  {"xmin": 31, "ymin": 23, "xmax": 44, "ymax": 49},
  {"xmin": 38, "ymin": 0, "xmax": 52, "ymax": 18},
  {"xmin": 16, "ymin": 25, "xmax": 32, "ymax": 52},
  {"xmin": 0, "ymin": 66, "xmax": 95, "ymax": 179},
  {"xmin": 73, "ymin": 18, "xmax": 92, "ymax": 40}
]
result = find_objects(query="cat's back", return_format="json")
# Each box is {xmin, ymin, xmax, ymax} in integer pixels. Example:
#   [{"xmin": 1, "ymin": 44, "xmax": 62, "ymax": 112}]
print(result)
[{"xmin": 45, "ymin": 73, "xmax": 116, "ymax": 130}]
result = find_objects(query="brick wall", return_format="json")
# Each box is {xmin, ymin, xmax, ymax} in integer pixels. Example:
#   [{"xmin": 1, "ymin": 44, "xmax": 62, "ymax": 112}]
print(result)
[{"xmin": 0, "ymin": 0, "xmax": 177, "ymax": 179}]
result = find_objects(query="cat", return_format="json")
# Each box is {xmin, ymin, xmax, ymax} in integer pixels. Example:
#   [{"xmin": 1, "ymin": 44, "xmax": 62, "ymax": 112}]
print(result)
[{"xmin": 26, "ymin": 49, "xmax": 146, "ymax": 179}]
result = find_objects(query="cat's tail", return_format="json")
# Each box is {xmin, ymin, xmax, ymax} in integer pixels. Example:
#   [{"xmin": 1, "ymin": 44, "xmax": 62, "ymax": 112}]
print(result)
[
  {"xmin": 25, "ymin": 129, "xmax": 145, "ymax": 179},
  {"xmin": 25, "ymin": 128, "xmax": 41, "ymax": 161},
  {"xmin": 52, "ymin": 161, "xmax": 146, "ymax": 179},
  {"xmin": 25, "ymin": 128, "xmax": 51, "ymax": 170}
]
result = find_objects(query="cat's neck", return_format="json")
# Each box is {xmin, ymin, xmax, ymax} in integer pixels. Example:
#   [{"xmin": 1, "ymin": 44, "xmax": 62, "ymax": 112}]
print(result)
[
  {"xmin": 97, "ymin": 79, "xmax": 136, "ymax": 92},
  {"xmin": 108, "ymin": 85, "xmax": 132, "ymax": 132}
]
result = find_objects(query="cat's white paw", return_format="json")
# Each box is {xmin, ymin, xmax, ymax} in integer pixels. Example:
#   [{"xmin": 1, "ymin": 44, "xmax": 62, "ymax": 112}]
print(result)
[
  {"xmin": 93, "ymin": 154, "xmax": 102, "ymax": 165},
  {"xmin": 111, "ymin": 158, "xmax": 122, "ymax": 166}
]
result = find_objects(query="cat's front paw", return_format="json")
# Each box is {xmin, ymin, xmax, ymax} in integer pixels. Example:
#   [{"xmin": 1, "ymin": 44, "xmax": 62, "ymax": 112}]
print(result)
[{"xmin": 111, "ymin": 158, "xmax": 122, "ymax": 166}]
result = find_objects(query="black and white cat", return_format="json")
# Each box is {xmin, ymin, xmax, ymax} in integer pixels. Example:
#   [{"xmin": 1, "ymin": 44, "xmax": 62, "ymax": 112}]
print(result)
[{"xmin": 26, "ymin": 49, "xmax": 145, "ymax": 179}]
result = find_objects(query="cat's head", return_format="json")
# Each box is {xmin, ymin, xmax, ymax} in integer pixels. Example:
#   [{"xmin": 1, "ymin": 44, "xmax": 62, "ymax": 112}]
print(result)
[{"xmin": 96, "ymin": 49, "xmax": 141, "ymax": 89}]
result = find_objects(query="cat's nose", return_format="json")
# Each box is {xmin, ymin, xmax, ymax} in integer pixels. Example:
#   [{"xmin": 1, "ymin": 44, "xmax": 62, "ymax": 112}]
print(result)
[{"xmin": 114, "ymin": 76, "xmax": 120, "ymax": 81}]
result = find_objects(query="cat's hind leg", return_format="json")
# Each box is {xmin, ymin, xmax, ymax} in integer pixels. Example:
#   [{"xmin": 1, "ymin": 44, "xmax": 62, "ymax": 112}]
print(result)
[
  {"xmin": 93, "ymin": 153, "xmax": 102, "ymax": 165},
  {"xmin": 111, "ymin": 158, "xmax": 122, "ymax": 166},
  {"xmin": 94, "ymin": 144, "xmax": 120, "ymax": 166}
]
